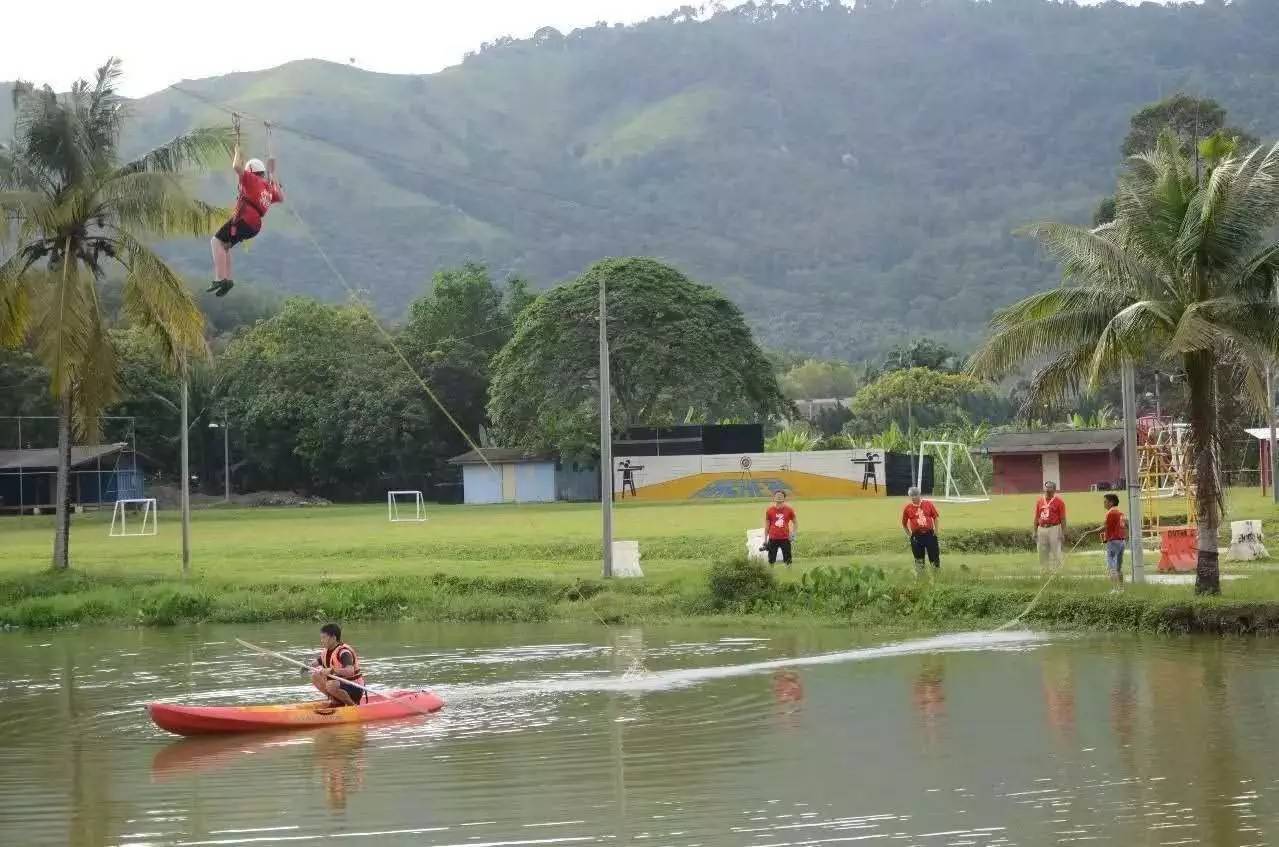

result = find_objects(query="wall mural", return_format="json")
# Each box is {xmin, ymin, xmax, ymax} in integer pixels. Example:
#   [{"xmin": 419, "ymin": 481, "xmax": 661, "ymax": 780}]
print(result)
[{"xmin": 612, "ymin": 450, "xmax": 887, "ymax": 500}]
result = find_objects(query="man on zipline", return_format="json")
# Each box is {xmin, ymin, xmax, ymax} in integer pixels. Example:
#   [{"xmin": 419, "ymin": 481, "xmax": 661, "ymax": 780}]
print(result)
[
  {"xmin": 208, "ymin": 141, "xmax": 283, "ymax": 297},
  {"xmin": 310, "ymin": 623, "xmax": 366, "ymax": 706}
]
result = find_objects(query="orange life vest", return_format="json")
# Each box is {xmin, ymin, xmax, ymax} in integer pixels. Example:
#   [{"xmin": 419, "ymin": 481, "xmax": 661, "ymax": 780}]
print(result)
[{"xmin": 324, "ymin": 643, "xmax": 365, "ymax": 688}]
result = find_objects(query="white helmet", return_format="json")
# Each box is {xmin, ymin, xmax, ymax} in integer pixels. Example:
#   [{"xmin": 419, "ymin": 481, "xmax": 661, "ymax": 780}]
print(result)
[{"xmin": 245, "ymin": 158, "xmax": 267, "ymax": 174}]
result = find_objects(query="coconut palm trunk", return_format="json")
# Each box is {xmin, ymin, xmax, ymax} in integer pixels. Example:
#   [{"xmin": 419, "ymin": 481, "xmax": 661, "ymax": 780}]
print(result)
[
  {"xmin": 1186, "ymin": 352, "xmax": 1222, "ymax": 594},
  {"xmin": 52, "ymin": 391, "xmax": 72, "ymax": 569}
]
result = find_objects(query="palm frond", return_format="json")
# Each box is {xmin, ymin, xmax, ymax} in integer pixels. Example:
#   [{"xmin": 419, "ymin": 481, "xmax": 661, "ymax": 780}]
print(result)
[
  {"xmin": 72, "ymin": 319, "xmax": 119, "ymax": 440},
  {"xmin": 1021, "ymin": 222, "xmax": 1150, "ymax": 293},
  {"xmin": 1018, "ymin": 345, "xmax": 1096, "ymax": 410},
  {"xmin": 96, "ymin": 170, "xmax": 229, "ymax": 238},
  {"xmin": 0, "ymin": 144, "xmax": 55, "ymax": 194},
  {"xmin": 28, "ymin": 257, "xmax": 101, "ymax": 398},
  {"xmin": 84, "ymin": 58, "xmax": 126, "ymax": 155},
  {"xmin": 115, "ymin": 233, "xmax": 208, "ymax": 370},
  {"xmin": 0, "ymin": 188, "xmax": 60, "ymax": 239},
  {"xmin": 118, "ymin": 126, "xmax": 235, "ymax": 177},
  {"xmin": 968, "ymin": 302, "xmax": 1122, "ymax": 380},
  {"xmin": 0, "ymin": 253, "xmax": 36, "ymax": 347},
  {"xmin": 1183, "ymin": 143, "xmax": 1279, "ymax": 277},
  {"xmin": 1229, "ymin": 240, "xmax": 1279, "ymax": 297}
]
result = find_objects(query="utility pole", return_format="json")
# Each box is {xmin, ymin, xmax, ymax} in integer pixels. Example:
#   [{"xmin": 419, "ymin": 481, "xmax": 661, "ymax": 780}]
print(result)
[
  {"xmin": 1121, "ymin": 362, "xmax": 1145, "ymax": 583},
  {"xmin": 209, "ymin": 420, "xmax": 231, "ymax": 503},
  {"xmin": 599, "ymin": 277, "xmax": 614, "ymax": 579},
  {"xmin": 1269, "ymin": 365, "xmax": 1278, "ymax": 504},
  {"xmin": 180, "ymin": 378, "xmax": 191, "ymax": 576}
]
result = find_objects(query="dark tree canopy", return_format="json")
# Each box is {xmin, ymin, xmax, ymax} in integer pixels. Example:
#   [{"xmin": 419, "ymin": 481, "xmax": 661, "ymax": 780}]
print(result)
[{"xmin": 488, "ymin": 257, "xmax": 790, "ymax": 457}]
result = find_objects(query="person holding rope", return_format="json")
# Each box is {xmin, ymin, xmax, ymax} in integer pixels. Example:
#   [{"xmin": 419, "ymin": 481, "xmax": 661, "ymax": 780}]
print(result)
[
  {"xmin": 209, "ymin": 119, "xmax": 283, "ymax": 297},
  {"xmin": 1100, "ymin": 493, "xmax": 1127, "ymax": 593},
  {"xmin": 310, "ymin": 623, "xmax": 365, "ymax": 706}
]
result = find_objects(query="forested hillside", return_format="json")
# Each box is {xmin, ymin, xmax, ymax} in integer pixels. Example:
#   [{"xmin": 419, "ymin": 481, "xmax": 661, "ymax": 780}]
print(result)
[{"xmin": 12, "ymin": 0, "xmax": 1279, "ymax": 357}]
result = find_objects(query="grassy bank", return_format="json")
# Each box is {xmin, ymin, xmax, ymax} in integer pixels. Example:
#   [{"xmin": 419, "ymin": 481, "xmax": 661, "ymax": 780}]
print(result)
[
  {"xmin": 6, "ymin": 563, "xmax": 1279, "ymax": 635},
  {"xmin": 3, "ymin": 489, "xmax": 1278, "ymax": 633}
]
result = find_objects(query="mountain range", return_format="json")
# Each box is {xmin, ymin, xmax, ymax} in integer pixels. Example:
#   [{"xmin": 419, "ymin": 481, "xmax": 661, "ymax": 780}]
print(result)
[{"xmin": 7, "ymin": 0, "xmax": 1279, "ymax": 358}]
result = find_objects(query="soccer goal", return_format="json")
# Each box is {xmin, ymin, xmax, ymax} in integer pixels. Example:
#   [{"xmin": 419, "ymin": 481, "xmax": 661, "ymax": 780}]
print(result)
[
  {"xmin": 916, "ymin": 441, "xmax": 990, "ymax": 503},
  {"xmin": 109, "ymin": 498, "xmax": 158, "ymax": 537},
  {"xmin": 387, "ymin": 490, "xmax": 427, "ymax": 523}
]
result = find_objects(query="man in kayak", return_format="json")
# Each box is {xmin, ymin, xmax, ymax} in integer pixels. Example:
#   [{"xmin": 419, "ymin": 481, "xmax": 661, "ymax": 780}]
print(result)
[{"xmin": 311, "ymin": 623, "xmax": 366, "ymax": 706}]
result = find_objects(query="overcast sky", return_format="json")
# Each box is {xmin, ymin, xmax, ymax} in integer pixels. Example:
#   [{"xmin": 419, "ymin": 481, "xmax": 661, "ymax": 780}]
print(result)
[{"xmin": 4, "ymin": 0, "xmax": 1177, "ymax": 98}]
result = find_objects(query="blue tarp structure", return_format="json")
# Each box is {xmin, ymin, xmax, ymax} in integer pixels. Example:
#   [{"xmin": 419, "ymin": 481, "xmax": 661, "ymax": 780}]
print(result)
[{"xmin": 0, "ymin": 443, "xmax": 144, "ymax": 513}]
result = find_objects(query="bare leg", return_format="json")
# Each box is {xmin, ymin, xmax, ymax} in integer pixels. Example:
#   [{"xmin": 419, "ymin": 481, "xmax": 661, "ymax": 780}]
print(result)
[
  {"xmin": 211, "ymin": 236, "xmax": 231, "ymax": 281},
  {"xmin": 324, "ymin": 679, "xmax": 356, "ymax": 707}
]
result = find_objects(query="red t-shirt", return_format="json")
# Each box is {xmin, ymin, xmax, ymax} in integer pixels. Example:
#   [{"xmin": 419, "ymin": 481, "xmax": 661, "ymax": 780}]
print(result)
[
  {"xmin": 235, "ymin": 170, "xmax": 283, "ymax": 229},
  {"xmin": 765, "ymin": 504, "xmax": 796, "ymax": 541},
  {"xmin": 1103, "ymin": 507, "xmax": 1126, "ymax": 542},
  {"xmin": 1035, "ymin": 496, "xmax": 1066, "ymax": 527},
  {"xmin": 902, "ymin": 500, "xmax": 939, "ymax": 534}
]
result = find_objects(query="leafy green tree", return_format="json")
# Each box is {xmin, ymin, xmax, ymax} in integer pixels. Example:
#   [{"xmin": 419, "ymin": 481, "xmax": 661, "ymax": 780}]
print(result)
[
  {"xmin": 400, "ymin": 263, "xmax": 532, "ymax": 469},
  {"xmin": 1121, "ymin": 94, "xmax": 1257, "ymax": 159},
  {"xmin": 848, "ymin": 367, "xmax": 991, "ymax": 434},
  {"xmin": 489, "ymin": 257, "xmax": 790, "ymax": 456},
  {"xmin": 780, "ymin": 358, "xmax": 867, "ymax": 399},
  {"xmin": 882, "ymin": 338, "xmax": 964, "ymax": 374},
  {"xmin": 0, "ymin": 348, "xmax": 52, "ymax": 418},
  {"xmin": 1097, "ymin": 94, "xmax": 1259, "ymax": 225},
  {"xmin": 969, "ymin": 133, "xmax": 1279, "ymax": 595},
  {"xmin": 218, "ymin": 298, "xmax": 431, "ymax": 497},
  {"xmin": 0, "ymin": 59, "xmax": 229, "ymax": 568}
]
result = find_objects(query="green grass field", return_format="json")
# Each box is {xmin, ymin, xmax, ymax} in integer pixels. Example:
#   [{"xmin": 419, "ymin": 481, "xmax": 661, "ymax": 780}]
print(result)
[
  {"xmin": 5, "ymin": 489, "xmax": 1279, "ymax": 631},
  {"xmin": 3, "ymin": 488, "xmax": 1277, "ymax": 587}
]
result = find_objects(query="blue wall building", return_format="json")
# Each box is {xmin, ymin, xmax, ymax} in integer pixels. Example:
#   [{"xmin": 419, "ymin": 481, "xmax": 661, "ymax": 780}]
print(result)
[{"xmin": 450, "ymin": 449, "xmax": 599, "ymax": 505}]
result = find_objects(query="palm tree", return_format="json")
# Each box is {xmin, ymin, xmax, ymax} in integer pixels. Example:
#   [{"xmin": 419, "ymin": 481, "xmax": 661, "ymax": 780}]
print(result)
[
  {"xmin": 0, "ymin": 59, "xmax": 231, "ymax": 569},
  {"xmin": 970, "ymin": 132, "xmax": 1279, "ymax": 595}
]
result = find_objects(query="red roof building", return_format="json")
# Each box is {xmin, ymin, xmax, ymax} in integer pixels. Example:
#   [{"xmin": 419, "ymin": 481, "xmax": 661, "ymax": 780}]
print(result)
[{"xmin": 980, "ymin": 429, "xmax": 1125, "ymax": 495}]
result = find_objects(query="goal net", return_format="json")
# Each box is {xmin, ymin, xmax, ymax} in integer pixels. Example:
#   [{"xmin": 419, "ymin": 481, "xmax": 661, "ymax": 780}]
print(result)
[
  {"xmin": 387, "ymin": 490, "xmax": 427, "ymax": 522},
  {"xmin": 916, "ymin": 441, "xmax": 990, "ymax": 503},
  {"xmin": 109, "ymin": 498, "xmax": 158, "ymax": 537}
]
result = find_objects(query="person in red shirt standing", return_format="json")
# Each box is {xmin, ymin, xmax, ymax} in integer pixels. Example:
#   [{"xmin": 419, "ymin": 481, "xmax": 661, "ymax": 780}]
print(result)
[
  {"xmin": 762, "ymin": 489, "xmax": 798, "ymax": 567},
  {"xmin": 209, "ymin": 143, "xmax": 284, "ymax": 297},
  {"xmin": 1033, "ymin": 480, "xmax": 1067, "ymax": 571},
  {"xmin": 1100, "ymin": 493, "xmax": 1126, "ymax": 593},
  {"xmin": 901, "ymin": 486, "xmax": 941, "ymax": 575}
]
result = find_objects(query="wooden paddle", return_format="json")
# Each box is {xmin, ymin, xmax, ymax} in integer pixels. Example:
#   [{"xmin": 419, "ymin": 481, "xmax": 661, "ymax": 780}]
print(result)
[{"xmin": 235, "ymin": 638, "xmax": 440, "ymax": 714}]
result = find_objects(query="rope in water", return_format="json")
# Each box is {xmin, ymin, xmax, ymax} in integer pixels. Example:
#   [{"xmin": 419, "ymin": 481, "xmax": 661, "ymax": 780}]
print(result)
[{"xmin": 994, "ymin": 522, "xmax": 1110, "ymax": 632}]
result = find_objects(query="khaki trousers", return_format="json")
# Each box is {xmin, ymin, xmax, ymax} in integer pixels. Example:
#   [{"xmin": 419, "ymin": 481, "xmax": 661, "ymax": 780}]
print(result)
[{"xmin": 1037, "ymin": 524, "xmax": 1064, "ymax": 570}]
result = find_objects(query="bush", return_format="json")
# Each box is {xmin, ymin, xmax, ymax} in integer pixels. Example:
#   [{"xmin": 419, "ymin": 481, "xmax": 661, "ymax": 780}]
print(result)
[
  {"xmin": 798, "ymin": 564, "xmax": 892, "ymax": 613},
  {"xmin": 707, "ymin": 556, "xmax": 777, "ymax": 609}
]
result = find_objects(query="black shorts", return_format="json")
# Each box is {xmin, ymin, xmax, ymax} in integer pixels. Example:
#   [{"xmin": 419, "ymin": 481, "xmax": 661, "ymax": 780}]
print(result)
[
  {"xmin": 215, "ymin": 218, "xmax": 260, "ymax": 247},
  {"xmin": 338, "ymin": 680, "xmax": 366, "ymax": 704}
]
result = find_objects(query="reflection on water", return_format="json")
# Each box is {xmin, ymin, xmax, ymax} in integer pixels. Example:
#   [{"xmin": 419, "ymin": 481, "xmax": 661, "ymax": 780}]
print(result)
[
  {"xmin": 2, "ymin": 623, "xmax": 1279, "ymax": 846},
  {"xmin": 912, "ymin": 656, "xmax": 945, "ymax": 748},
  {"xmin": 151, "ymin": 723, "xmax": 371, "ymax": 811}
]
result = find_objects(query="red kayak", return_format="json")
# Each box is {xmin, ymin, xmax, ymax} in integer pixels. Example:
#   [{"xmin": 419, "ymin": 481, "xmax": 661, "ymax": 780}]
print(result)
[{"xmin": 147, "ymin": 690, "xmax": 444, "ymax": 736}]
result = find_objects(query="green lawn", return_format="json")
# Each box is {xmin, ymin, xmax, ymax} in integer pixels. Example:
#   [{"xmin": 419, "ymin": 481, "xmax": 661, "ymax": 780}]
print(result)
[{"xmin": 3, "ymin": 488, "xmax": 1277, "ymax": 588}]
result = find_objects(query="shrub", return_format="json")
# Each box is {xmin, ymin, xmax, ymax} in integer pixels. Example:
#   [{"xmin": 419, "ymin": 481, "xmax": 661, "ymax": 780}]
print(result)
[
  {"xmin": 707, "ymin": 556, "xmax": 777, "ymax": 609},
  {"xmin": 798, "ymin": 564, "xmax": 893, "ymax": 613}
]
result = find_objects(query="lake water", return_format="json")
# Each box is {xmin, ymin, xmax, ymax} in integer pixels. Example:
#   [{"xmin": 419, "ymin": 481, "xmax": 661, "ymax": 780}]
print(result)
[{"xmin": 2, "ymin": 622, "xmax": 1277, "ymax": 846}]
